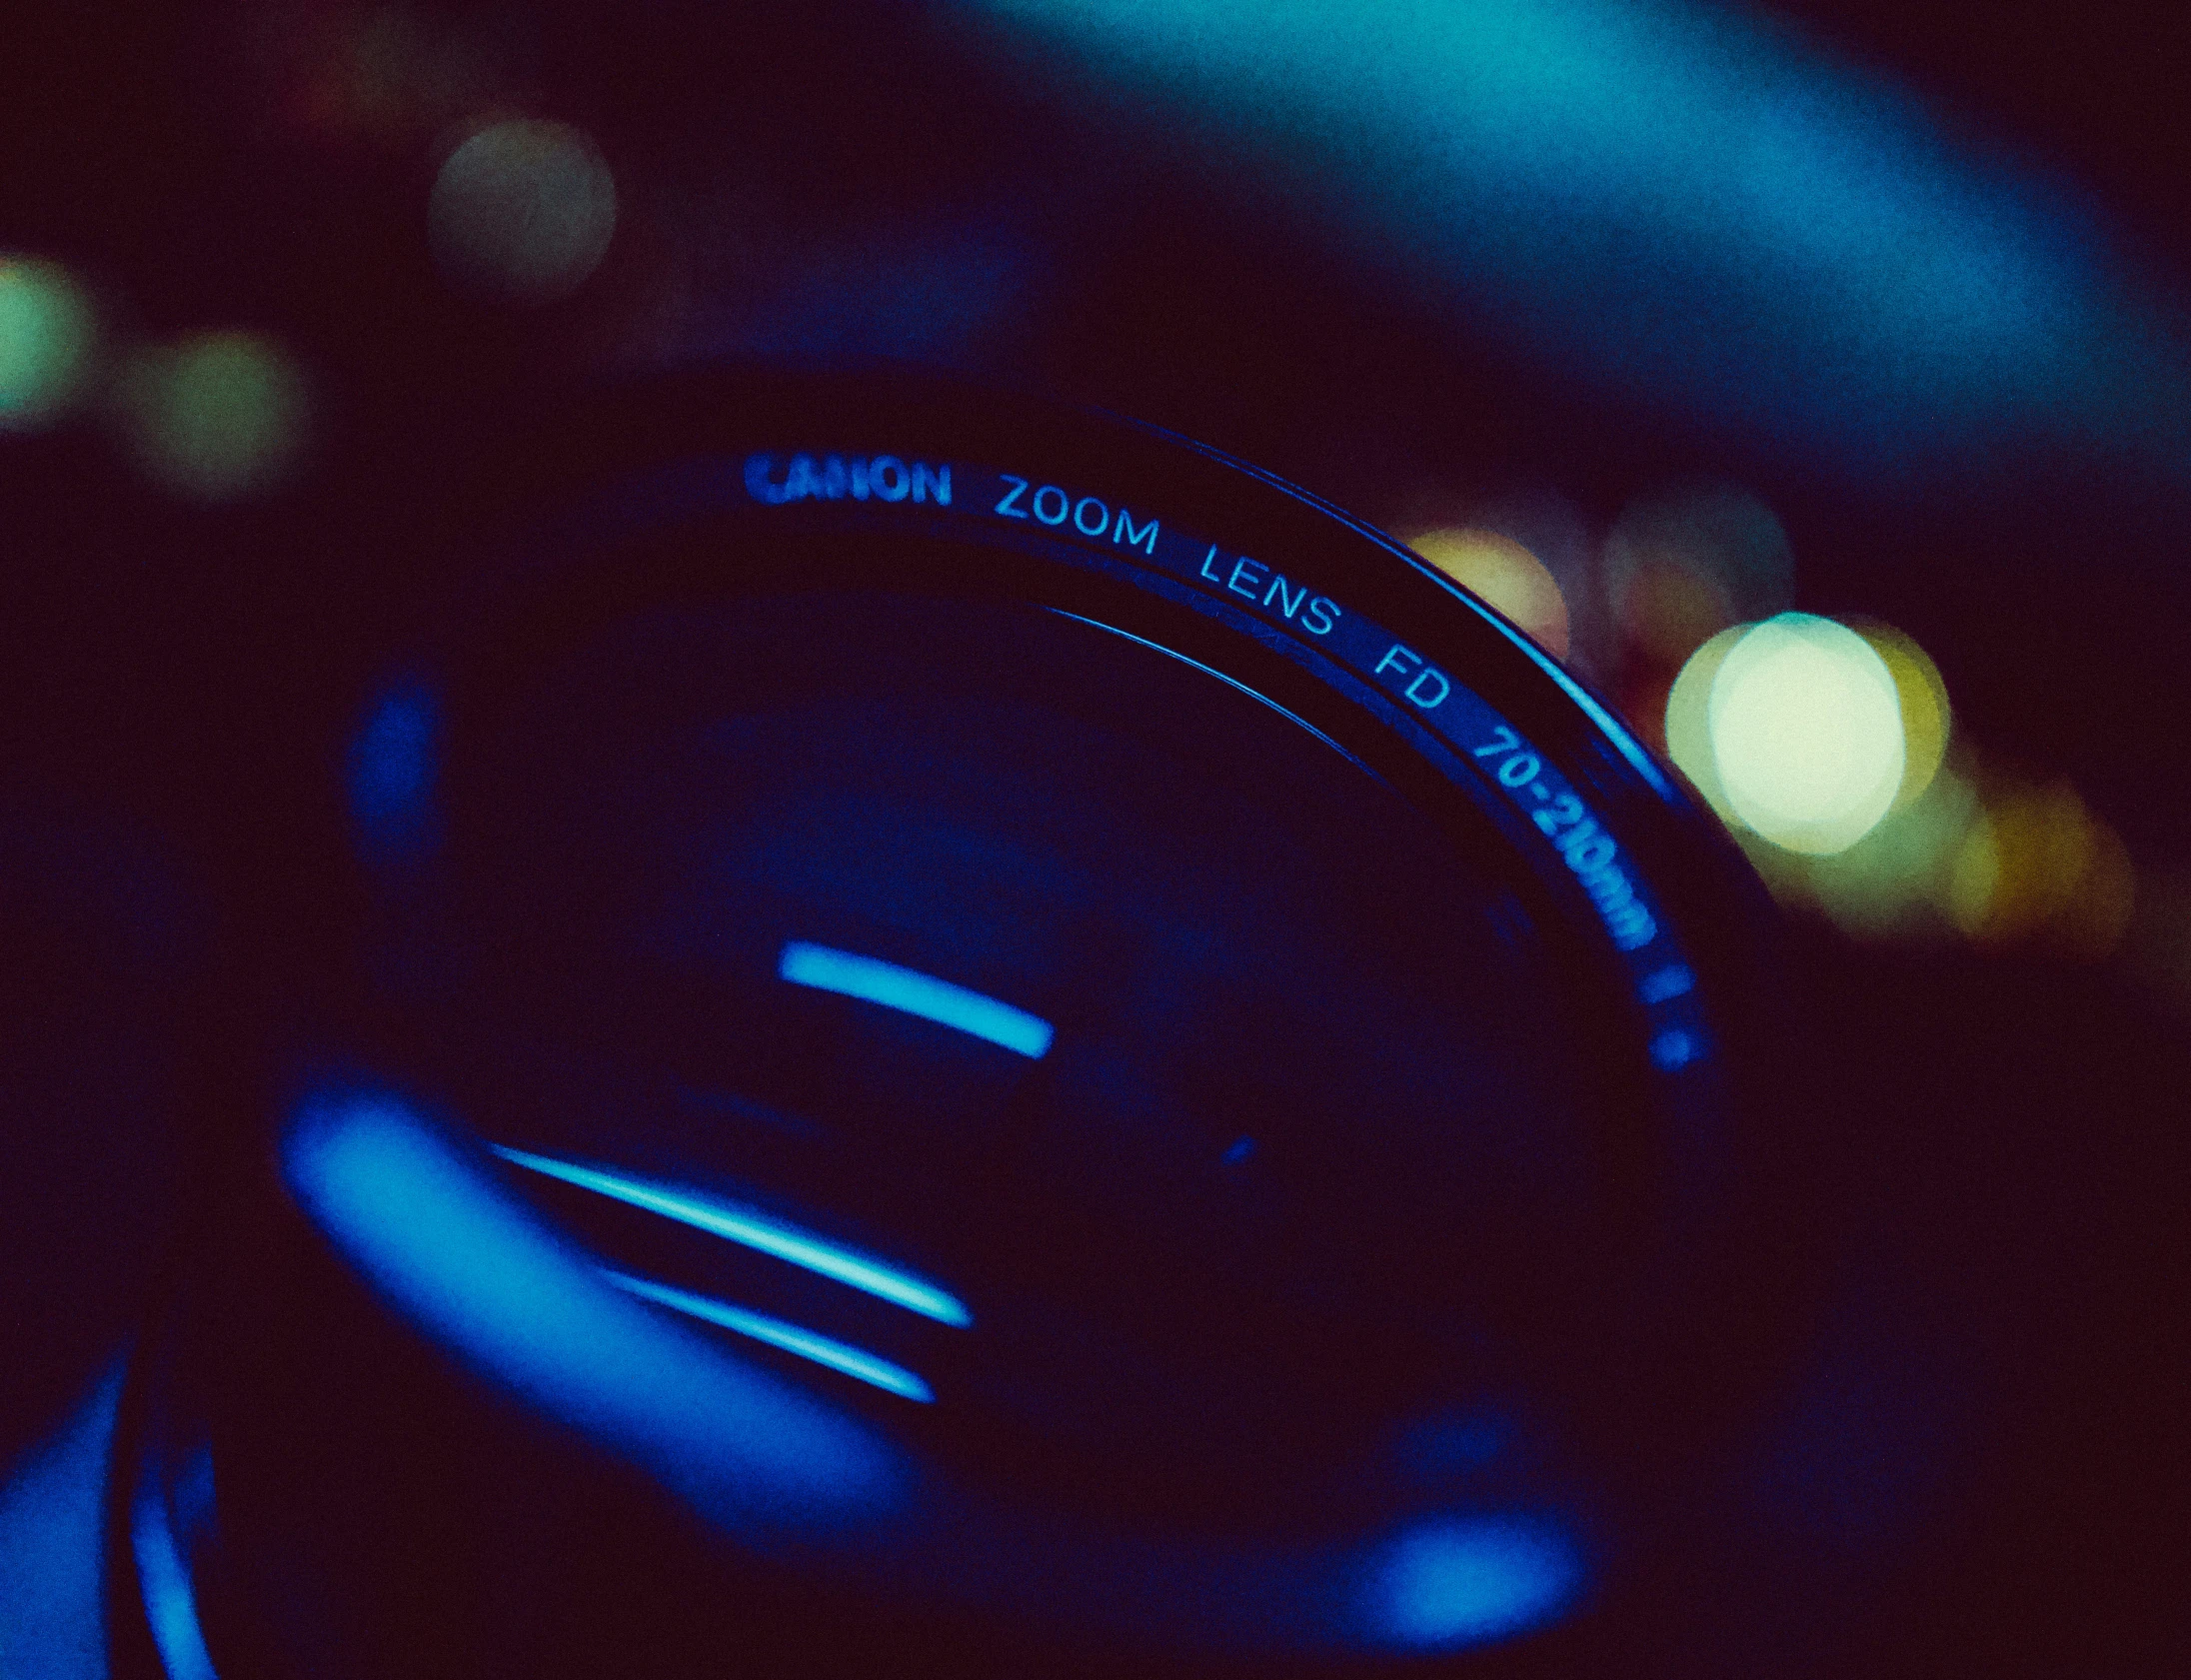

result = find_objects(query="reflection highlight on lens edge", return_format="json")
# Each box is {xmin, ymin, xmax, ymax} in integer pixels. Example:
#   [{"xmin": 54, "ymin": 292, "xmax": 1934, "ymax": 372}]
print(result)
[
  {"xmin": 780, "ymin": 939, "xmax": 1055, "ymax": 1059},
  {"xmin": 132, "ymin": 1472, "xmax": 218, "ymax": 1680},
  {"xmin": 286, "ymin": 1093, "xmax": 910, "ymax": 1523},
  {"xmin": 608, "ymin": 1272, "xmax": 936, "ymax": 1403},
  {"xmin": 490, "ymin": 1144, "xmax": 974, "ymax": 1327},
  {"xmin": 279, "ymin": 1093, "xmax": 1588, "ymax": 1652}
]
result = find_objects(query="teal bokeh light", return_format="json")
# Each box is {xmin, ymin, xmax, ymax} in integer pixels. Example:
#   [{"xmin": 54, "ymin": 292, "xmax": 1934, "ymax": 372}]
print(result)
[{"xmin": 0, "ymin": 258, "xmax": 97, "ymax": 431}]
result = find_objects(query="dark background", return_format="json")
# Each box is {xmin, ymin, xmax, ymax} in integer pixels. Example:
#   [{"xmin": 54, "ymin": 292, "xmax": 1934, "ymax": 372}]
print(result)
[{"xmin": 3, "ymin": 1, "xmax": 2187, "ymax": 1674}]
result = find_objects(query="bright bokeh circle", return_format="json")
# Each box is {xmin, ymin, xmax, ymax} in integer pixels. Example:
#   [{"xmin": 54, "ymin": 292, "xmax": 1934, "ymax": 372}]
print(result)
[{"xmin": 1706, "ymin": 613, "xmax": 1905, "ymax": 854}]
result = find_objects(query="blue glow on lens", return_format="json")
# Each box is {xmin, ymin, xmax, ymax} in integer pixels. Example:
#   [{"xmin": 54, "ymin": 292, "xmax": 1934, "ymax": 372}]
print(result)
[
  {"xmin": 780, "ymin": 940, "xmax": 1054, "ymax": 1059},
  {"xmin": 1365, "ymin": 1516, "xmax": 1582, "ymax": 1649},
  {"xmin": 130, "ymin": 1469, "xmax": 219, "ymax": 1680},
  {"xmin": 1639, "ymin": 964, "xmax": 1695, "ymax": 1003},
  {"xmin": 348, "ymin": 682, "xmax": 438, "ymax": 852},
  {"xmin": 490, "ymin": 1145, "xmax": 974, "ymax": 1328},
  {"xmin": 287, "ymin": 1094, "xmax": 908, "ymax": 1528},
  {"xmin": 608, "ymin": 1273, "xmax": 936, "ymax": 1403}
]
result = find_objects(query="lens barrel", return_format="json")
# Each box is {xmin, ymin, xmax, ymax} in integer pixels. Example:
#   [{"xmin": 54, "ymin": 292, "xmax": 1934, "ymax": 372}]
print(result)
[{"xmin": 110, "ymin": 367, "xmax": 1793, "ymax": 1679}]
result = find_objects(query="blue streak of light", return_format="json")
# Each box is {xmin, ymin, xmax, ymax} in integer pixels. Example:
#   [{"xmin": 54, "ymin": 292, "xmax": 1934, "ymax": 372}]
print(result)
[
  {"xmin": 130, "ymin": 1470, "xmax": 220, "ymax": 1680},
  {"xmin": 780, "ymin": 939, "xmax": 1054, "ymax": 1059},
  {"xmin": 608, "ymin": 1272, "xmax": 936, "ymax": 1403},
  {"xmin": 491, "ymin": 1144, "xmax": 974, "ymax": 1328},
  {"xmin": 1366, "ymin": 1515, "xmax": 1583, "ymax": 1648},
  {"xmin": 287, "ymin": 1094, "xmax": 907, "ymax": 1526}
]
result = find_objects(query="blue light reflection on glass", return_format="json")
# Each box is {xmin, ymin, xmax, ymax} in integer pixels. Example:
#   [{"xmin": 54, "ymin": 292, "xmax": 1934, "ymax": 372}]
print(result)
[
  {"xmin": 608, "ymin": 1272, "xmax": 936, "ymax": 1403},
  {"xmin": 1046, "ymin": 608, "xmax": 1364, "ymax": 768},
  {"xmin": 490, "ymin": 1144, "xmax": 974, "ymax": 1328},
  {"xmin": 131, "ymin": 1475, "xmax": 219, "ymax": 1680},
  {"xmin": 285, "ymin": 1093, "xmax": 908, "ymax": 1528},
  {"xmin": 284, "ymin": 1095, "xmax": 1605, "ymax": 1650},
  {"xmin": 780, "ymin": 939, "xmax": 1054, "ymax": 1059},
  {"xmin": 1366, "ymin": 1516, "xmax": 1583, "ymax": 1649}
]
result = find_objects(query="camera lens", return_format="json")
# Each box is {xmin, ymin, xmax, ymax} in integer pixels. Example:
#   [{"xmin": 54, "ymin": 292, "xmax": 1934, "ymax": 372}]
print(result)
[{"xmin": 112, "ymin": 369, "xmax": 1784, "ymax": 1678}]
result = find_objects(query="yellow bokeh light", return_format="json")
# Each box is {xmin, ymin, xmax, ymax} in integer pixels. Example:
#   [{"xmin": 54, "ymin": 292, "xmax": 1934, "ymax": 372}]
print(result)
[
  {"xmin": 1854, "ymin": 623, "xmax": 1951, "ymax": 808},
  {"xmin": 1947, "ymin": 780, "xmax": 2135, "ymax": 959},
  {"xmin": 1669, "ymin": 605, "xmax": 2120, "ymax": 951},
  {"xmin": 0, "ymin": 257, "xmax": 98, "ymax": 431},
  {"xmin": 1802, "ymin": 761, "xmax": 1980, "ymax": 936},
  {"xmin": 1705, "ymin": 614, "xmax": 1905, "ymax": 855},
  {"xmin": 430, "ymin": 120, "xmax": 617, "ymax": 304},
  {"xmin": 120, "ymin": 332, "xmax": 309, "ymax": 502},
  {"xmin": 1945, "ymin": 808, "xmax": 2000, "ymax": 936},
  {"xmin": 1408, "ymin": 528, "xmax": 1570, "ymax": 657}
]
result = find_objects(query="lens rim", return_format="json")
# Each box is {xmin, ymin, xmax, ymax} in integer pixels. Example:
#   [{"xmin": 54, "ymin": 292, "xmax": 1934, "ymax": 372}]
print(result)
[{"xmin": 110, "ymin": 364, "xmax": 1813, "ymax": 1677}]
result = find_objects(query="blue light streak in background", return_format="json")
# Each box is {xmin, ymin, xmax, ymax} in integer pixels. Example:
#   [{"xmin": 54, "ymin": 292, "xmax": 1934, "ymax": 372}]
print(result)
[
  {"xmin": 1365, "ymin": 1515, "xmax": 1582, "ymax": 1648},
  {"xmin": 780, "ymin": 939, "xmax": 1055, "ymax": 1059},
  {"xmin": 608, "ymin": 1272, "xmax": 936, "ymax": 1403},
  {"xmin": 491, "ymin": 1144, "xmax": 975, "ymax": 1327},
  {"xmin": 963, "ymin": 0, "xmax": 2191, "ymax": 487}
]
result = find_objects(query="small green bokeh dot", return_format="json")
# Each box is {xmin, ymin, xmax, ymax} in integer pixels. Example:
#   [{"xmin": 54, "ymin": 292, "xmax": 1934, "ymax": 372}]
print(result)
[{"xmin": 122, "ymin": 332, "xmax": 309, "ymax": 501}]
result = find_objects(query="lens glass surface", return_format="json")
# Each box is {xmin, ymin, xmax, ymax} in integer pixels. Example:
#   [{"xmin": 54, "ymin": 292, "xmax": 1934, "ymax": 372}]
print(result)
[
  {"xmin": 135, "ymin": 490, "xmax": 1704, "ymax": 1680},
  {"xmin": 433, "ymin": 586, "xmax": 1608, "ymax": 1522}
]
